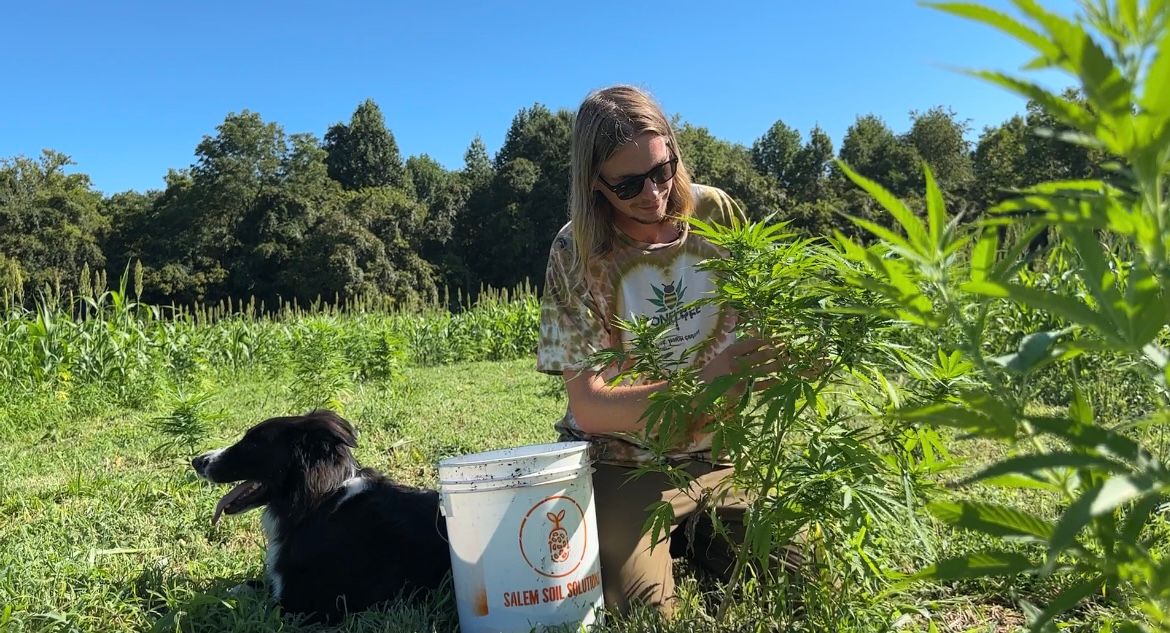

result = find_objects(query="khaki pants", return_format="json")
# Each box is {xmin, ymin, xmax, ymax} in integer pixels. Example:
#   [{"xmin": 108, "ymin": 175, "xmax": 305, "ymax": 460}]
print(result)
[{"xmin": 592, "ymin": 461, "xmax": 747, "ymax": 618}]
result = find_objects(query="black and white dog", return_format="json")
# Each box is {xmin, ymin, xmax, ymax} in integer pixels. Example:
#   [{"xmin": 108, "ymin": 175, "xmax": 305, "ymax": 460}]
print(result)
[{"xmin": 191, "ymin": 410, "xmax": 451, "ymax": 622}]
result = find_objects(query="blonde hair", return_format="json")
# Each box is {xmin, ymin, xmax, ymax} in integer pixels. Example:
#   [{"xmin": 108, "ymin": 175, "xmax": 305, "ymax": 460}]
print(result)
[{"xmin": 567, "ymin": 85, "xmax": 694, "ymax": 285}]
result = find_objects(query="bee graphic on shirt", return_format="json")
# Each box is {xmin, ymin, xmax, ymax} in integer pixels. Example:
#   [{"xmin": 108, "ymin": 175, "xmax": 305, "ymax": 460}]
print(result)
[{"xmin": 649, "ymin": 279, "xmax": 686, "ymax": 313}]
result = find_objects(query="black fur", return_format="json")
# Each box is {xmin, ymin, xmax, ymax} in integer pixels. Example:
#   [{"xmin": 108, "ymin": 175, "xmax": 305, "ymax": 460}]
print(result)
[{"xmin": 191, "ymin": 410, "xmax": 450, "ymax": 622}]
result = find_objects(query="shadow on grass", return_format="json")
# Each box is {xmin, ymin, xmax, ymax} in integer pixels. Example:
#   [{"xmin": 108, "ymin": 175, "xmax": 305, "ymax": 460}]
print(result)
[{"xmin": 136, "ymin": 566, "xmax": 460, "ymax": 633}]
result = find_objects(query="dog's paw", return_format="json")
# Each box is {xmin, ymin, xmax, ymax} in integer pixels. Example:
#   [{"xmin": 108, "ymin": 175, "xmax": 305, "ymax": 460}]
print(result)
[{"xmin": 227, "ymin": 580, "xmax": 266, "ymax": 597}]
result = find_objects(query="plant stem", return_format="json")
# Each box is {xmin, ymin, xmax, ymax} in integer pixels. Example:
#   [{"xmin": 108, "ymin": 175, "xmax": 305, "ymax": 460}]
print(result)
[{"xmin": 715, "ymin": 355, "xmax": 846, "ymax": 622}]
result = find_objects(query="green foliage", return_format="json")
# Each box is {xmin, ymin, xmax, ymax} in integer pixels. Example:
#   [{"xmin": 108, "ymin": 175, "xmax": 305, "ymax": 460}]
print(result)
[
  {"xmin": 837, "ymin": 114, "xmax": 921, "ymax": 199},
  {"xmin": 0, "ymin": 278, "xmax": 540, "ymax": 425},
  {"xmin": 324, "ymin": 99, "xmax": 406, "ymax": 190},
  {"xmin": 150, "ymin": 388, "xmax": 220, "ymax": 459},
  {"xmin": 597, "ymin": 215, "xmax": 942, "ymax": 625},
  {"xmin": 2, "ymin": 79, "xmax": 1142, "ymax": 312},
  {"xmin": 904, "ymin": 106, "xmax": 974, "ymax": 196},
  {"xmin": 677, "ymin": 123, "xmax": 786, "ymax": 221},
  {"xmin": 751, "ymin": 119, "xmax": 803, "ymax": 187},
  {"xmin": 457, "ymin": 104, "xmax": 574, "ymax": 292},
  {"xmin": 0, "ymin": 150, "xmax": 107, "ymax": 300},
  {"xmin": 836, "ymin": 1, "xmax": 1170, "ymax": 629}
]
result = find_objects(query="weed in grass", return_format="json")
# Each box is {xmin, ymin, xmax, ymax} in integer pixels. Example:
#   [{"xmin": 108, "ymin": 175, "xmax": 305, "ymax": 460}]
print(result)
[{"xmin": 150, "ymin": 389, "xmax": 221, "ymax": 461}]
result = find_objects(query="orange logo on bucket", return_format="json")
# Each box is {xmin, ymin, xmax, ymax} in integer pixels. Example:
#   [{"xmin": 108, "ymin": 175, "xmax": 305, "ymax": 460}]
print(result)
[
  {"xmin": 547, "ymin": 510, "xmax": 570, "ymax": 563},
  {"xmin": 519, "ymin": 495, "xmax": 586, "ymax": 578}
]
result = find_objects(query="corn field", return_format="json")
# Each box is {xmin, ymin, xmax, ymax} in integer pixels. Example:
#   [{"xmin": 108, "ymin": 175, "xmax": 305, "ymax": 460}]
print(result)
[{"xmin": 0, "ymin": 278, "xmax": 540, "ymax": 434}]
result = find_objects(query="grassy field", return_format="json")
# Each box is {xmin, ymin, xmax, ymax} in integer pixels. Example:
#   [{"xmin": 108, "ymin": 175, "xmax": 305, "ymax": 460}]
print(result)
[
  {"xmin": 0, "ymin": 285, "xmax": 1140, "ymax": 633},
  {"xmin": 0, "ymin": 359, "xmax": 568, "ymax": 632},
  {"xmin": 0, "ymin": 354, "xmax": 1118, "ymax": 633}
]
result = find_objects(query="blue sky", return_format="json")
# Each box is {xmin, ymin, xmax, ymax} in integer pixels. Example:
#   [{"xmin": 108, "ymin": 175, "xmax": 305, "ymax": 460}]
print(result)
[{"xmin": 1, "ymin": 1, "xmax": 1077, "ymax": 195}]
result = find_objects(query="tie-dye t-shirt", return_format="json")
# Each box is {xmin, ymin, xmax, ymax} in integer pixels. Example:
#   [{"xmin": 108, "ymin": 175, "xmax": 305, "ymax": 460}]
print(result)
[{"xmin": 536, "ymin": 184, "xmax": 745, "ymax": 466}]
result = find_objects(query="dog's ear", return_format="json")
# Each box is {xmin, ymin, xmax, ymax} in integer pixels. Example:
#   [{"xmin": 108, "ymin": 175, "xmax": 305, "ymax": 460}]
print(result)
[{"xmin": 305, "ymin": 410, "xmax": 358, "ymax": 448}]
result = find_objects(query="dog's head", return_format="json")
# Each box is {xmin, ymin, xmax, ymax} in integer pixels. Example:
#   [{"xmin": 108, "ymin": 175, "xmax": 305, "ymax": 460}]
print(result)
[{"xmin": 191, "ymin": 410, "xmax": 358, "ymax": 524}]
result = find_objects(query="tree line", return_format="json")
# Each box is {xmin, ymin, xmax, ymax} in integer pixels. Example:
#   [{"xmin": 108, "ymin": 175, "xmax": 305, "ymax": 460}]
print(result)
[{"xmin": 0, "ymin": 92, "xmax": 1105, "ymax": 309}]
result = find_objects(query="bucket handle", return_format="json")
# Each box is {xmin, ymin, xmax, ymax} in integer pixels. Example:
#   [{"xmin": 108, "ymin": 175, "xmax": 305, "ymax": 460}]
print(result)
[{"xmin": 435, "ymin": 503, "xmax": 449, "ymax": 544}]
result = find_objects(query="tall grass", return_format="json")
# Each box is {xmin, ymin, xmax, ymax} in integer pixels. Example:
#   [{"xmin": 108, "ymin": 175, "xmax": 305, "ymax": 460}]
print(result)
[{"xmin": 0, "ymin": 279, "xmax": 540, "ymax": 436}]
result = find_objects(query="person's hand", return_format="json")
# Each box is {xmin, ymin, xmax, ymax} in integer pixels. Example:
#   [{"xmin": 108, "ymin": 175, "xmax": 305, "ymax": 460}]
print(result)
[
  {"xmin": 699, "ymin": 337, "xmax": 762, "ymax": 383},
  {"xmin": 700, "ymin": 337, "xmax": 833, "ymax": 393}
]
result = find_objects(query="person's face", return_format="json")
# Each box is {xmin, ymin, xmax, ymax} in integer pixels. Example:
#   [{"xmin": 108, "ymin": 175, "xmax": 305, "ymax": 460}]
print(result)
[{"xmin": 595, "ymin": 133, "xmax": 675, "ymax": 235}]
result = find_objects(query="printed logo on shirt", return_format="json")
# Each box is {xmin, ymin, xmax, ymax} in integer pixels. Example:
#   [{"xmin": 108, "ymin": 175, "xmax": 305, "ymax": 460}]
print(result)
[
  {"xmin": 616, "ymin": 258, "xmax": 725, "ymax": 366},
  {"xmin": 648, "ymin": 279, "xmax": 685, "ymax": 313}
]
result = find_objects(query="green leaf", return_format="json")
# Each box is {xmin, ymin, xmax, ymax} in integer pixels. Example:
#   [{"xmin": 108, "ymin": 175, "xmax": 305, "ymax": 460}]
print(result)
[
  {"xmin": 1011, "ymin": 0, "xmax": 1133, "ymax": 118},
  {"xmin": 838, "ymin": 161, "xmax": 930, "ymax": 255},
  {"xmin": 909, "ymin": 551, "xmax": 1036, "ymax": 581},
  {"xmin": 1027, "ymin": 416, "xmax": 1147, "ymax": 464},
  {"xmin": 892, "ymin": 397, "xmax": 1016, "ymax": 439},
  {"xmin": 970, "ymin": 226, "xmax": 999, "ymax": 283},
  {"xmin": 1063, "ymin": 225, "xmax": 1125, "ymax": 332},
  {"xmin": 640, "ymin": 501, "xmax": 675, "ymax": 552},
  {"xmin": 1117, "ymin": 0, "xmax": 1139, "ymax": 36},
  {"xmin": 844, "ymin": 215, "xmax": 923, "ymax": 262},
  {"xmin": 980, "ymin": 473, "xmax": 1063, "ymax": 492},
  {"xmin": 967, "ymin": 70, "xmax": 1097, "ymax": 132},
  {"xmin": 1125, "ymin": 260, "xmax": 1168, "ymax": 347},
  {"xmin": 923, "ymin": 164, "xmax": 946, "ymax": 250},
  {"xmin": 1008, "ymin": 179, "xmax": 1116, "ymax": 196},
  {"xmin": 1027, "ymin": 576, "xmax": 1105, "ymax": 633},
  {"xmin": 1069, "ymin": 384, "xmax": 1093, "ymax": 426},
  {"xmin": 990, "ymin": 328, "xmax": 1070, "ymax": 374},
  {"xmin": 927, "ymin": 2, "xmax": 1059, "ymax": 58},
  {"xmin": 929, "ymin": 500, "xmax": 1056, "ymax": 541},
  {"xmin": 694, "ymin": 375, "xmax": 739, "ymax": 412},
  {"xmin": 1120, "ymin": 493, "xmax": 1161, "ymax": 545},
  {"xmin": 1141, "ymin": 20, "xmax": 1170, "ymax": 116},
  {"xmin": 963, "ymin": 280, "xmax": 1125, "ymax": 347},
  {"xmin": 1048, "ymin": 474, "xmax": 1161, "ymax": 562},
  {"xmin": 963, "ymin": 452, "xmax": 1129, "ymax": 486}
]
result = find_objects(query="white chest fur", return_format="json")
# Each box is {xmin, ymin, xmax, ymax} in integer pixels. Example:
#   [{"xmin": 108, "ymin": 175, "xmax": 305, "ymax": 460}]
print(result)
[{"xmin": 261, "ymin": 510, "xmax": 283, "ymax": 602}]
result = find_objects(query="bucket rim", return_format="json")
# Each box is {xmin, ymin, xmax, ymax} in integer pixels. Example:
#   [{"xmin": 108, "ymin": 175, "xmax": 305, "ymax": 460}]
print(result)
[{"xmin": 437, "ymin": 440, "xmax": 591, "ymax": 469}]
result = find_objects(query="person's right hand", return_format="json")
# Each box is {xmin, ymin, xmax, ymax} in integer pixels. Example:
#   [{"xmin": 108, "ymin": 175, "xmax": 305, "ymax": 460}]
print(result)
[
  {"xmin": 700, "ymin": 336, "xmax": 834, "ymax": 389},
  {"xmin": 699, "ymin": 337, "xmax": 787, "ymax": 393}
]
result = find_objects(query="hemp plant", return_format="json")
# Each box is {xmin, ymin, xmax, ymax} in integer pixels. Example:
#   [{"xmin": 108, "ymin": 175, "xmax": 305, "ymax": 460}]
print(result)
[
  {"xmin": 834, "ymin": 1, "xmax": 1170, "ymax": 630},
  {"xmin": 594, "ymin": 218, "xmax": 934, "ymax": 625}
]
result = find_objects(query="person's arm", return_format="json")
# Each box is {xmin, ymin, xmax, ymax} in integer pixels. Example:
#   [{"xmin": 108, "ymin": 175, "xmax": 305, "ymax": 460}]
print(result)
[
  {"xmin": 562, "ymin": 338, "xmax": 770, "ymax": 435},
  {"xmin": 562, "ymin": 369, "xmax": 668, "ymax": 434}
]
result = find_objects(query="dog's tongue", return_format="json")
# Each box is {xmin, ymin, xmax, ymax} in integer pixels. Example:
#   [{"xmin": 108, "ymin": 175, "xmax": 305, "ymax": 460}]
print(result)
[{"xmin": 212, "ymin": 481, "xmax": 263, "ymax": 525}]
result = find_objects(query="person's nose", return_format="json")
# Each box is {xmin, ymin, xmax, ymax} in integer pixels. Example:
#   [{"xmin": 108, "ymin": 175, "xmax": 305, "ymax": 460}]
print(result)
[{"xmin": 638, "ymin": 176, "xmax": 661, "ymax": 200}]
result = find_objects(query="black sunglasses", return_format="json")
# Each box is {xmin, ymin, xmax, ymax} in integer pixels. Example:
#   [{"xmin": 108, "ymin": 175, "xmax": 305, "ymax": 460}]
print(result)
[{"xmin": 597, "ymin": 157, "xmax": 679, "ymax": 200}]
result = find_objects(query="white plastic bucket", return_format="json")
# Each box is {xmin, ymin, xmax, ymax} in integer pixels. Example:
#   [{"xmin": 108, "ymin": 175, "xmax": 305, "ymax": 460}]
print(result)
[{"xmin": 438, "ymin": 441, "xmax": 604, "ymax": 633}]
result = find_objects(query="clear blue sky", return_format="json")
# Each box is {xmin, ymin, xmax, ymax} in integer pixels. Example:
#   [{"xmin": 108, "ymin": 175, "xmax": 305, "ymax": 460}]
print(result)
[{"xmin": 1, "ymin": 1, "xmax": 1077, "ymax": 195}]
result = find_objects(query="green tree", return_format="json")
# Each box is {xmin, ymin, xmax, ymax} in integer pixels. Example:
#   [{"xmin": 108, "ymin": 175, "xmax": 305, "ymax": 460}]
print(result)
[
  {"xmin": 1018, "ymin": 90, "xmax": 1108, "ymax": 183},
  {"xmin": 445, "ymin": 136, "xmax": 498, "ymax": 295},
  {"xmin": 462, "ymin": 135, "xmax": 493, "ymax": 188},
  {"xmin": 236, "ymin": 132, "xmax": 342, "ymax": 302},
  {"xmin": 405, "ymin": 154, "xmax": 468, "ymax": 284},
  {"xmin": 788, "ymin": 124, "xmax": 836, "ymax": 204},
  {"xmin": 972, "ymin": 115, "xmax": 1029, "ymax": 208},
  {"xmin": 286, "ymin": 186, "xmax": 436, "ymax": 307},
  {"xmin": 903, "ymin": 106, "xmax": 974, "ymax": 194},
  {"xmin": 751, "ymin": 119, "xmax": 802, "ymax": 190},
  {"xmin": 463, "ymin": 104, "xmax": 573, "ymax": 292},
  {"xmin": 677, "ymin": 123, "xmax": 785, "ymax": 220},
  {"xmin": 0, "ymin": 150, "xmax": 107, "ymax": 300},
  {"xmin": 324, "ymin": 99, "xmax": 405, "ymax": 190},
  {"xmin": 102, "ymin": 188, "xmax": 160, "ymax": 282},
  {"xmin": 837, "ymin": 114, "xmax": 919, "ymax": 195}
]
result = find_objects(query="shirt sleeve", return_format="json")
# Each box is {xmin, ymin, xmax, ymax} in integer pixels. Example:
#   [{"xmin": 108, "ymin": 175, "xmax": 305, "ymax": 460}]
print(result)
[
  {"xmin": 536, "ymin": 232, "xmax": 609, "ymax": 375},
  {"xmin": 692, "ymin": 184, "xmax": 748, "ymax": 227}
]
